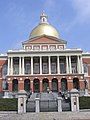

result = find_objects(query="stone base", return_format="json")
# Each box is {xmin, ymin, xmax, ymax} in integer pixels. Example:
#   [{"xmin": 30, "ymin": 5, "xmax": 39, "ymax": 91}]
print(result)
[
  {"xmin": 84, "ymin": 89, "xmax": 90, "ymax": 96},
  {"xmin": 3, "ymin": 90, "xmax": 9, "ymax": 98}
]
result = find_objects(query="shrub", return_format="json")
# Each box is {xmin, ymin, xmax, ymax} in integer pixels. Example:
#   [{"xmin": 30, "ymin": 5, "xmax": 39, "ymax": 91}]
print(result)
[
  {"xmin": 0, "ymin": 98, "xmax": 18, "ymax": 111},
  {"xmin": 79, "ymin": 96, "xmax": 90, "ymax": 109}
]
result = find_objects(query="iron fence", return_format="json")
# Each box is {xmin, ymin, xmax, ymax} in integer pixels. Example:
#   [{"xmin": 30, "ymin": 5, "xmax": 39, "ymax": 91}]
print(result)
[
  {"xmin": 40, "ymin": 99, "xmax": 58, "ymax": 112},
  {"xmin": 26, "ymin": 100, "xmax": 35, "ymax": 112},
  {"xmin": 62, "ymin": 98, "xmax": 71, "ymax": 111}
]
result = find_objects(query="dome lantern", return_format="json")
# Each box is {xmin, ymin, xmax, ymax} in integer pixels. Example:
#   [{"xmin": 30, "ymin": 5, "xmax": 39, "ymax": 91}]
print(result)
[{"xmin": 40, "ymin": 11, "xmax": 48, "ymax": 24}]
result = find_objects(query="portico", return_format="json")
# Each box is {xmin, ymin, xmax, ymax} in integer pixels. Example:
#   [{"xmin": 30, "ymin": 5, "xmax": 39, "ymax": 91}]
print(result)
[{"xmin": 7, "ymin": 54, "xmax": 83, "ymax": 76}]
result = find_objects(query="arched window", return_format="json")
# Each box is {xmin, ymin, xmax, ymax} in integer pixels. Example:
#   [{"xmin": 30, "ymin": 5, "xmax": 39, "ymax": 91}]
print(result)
[
  {"xmin": 43, "ymin": 79, "xmax": 49, "ymax": 92},
  {"xmin": 43, "ymin": 18, "xmax": 45, "ymax": 22},
  {"xmin": 52, "ymin": 78, "xmax": 58, "ymax": 92},
  {"xmin": 12, "ymin": 79, "xmax": 18, "ymax": 92},
  {"xmin": 2, "ymin": 80, "xmax": 8, "ymax": 90},
  {"xmin": 73, "ymin": 78, "xmax": 80, "ymax": 90},
  {"xmin": 24, "ymin": 79, "xmax": 30, "ymax": 92},
  {"xmin": 61, "ymin": 78, "xmax": 68, "ymax": 92},
  {"xmin": 33, "ymin": 79, "xmax": 40, "ymax": 92}
]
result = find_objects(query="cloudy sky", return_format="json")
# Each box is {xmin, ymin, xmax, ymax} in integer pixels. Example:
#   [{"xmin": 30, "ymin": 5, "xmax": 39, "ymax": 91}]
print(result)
[{"xmin": 0, "ymin": 0, "xmax": 90, "ymax": 53}]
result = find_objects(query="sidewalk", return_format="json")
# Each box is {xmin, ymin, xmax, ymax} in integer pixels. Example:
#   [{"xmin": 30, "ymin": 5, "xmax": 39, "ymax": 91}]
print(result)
[{"xmin": 0, "ymin": 112, "xmax": 90, "ymax": 120}]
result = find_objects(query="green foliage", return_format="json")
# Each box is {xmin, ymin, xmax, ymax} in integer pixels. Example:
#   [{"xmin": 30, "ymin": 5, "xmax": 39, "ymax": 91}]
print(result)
[
  {"xmin": 79, "ymin": 96, "xmax": 90, "ymax": 109},
  {"xmin": 0, "ymin": 98, "xmax": 18, "ymax": 111}
]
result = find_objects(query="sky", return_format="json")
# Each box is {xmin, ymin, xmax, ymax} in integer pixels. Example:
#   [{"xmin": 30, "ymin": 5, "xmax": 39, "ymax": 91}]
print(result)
[{"xmin": 0, "ymin": 0, "xmax": 90, "ymax": 53}]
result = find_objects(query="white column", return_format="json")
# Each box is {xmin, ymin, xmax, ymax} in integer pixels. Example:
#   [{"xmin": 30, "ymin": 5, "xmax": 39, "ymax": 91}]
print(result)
[
  {"xmin": 66, "ymin": 56, "xmax": 69, "ymax": 74},
  {"xmin": 80, "ymin": 56, "xmax": 84, "ymax": 74},
  {"xmin": 69, "ymin": 56, "xmax": 72, "ymax": 74},
  {"xmin": 31, "ymin": 56, "xmax": 33, "ymax": 75},
  {"xmin": 7, "ymin": 57, "xmax": 10, "ymax": 75},
  {"xmin": 35, "ymin": 98, "xmax": 40, "ymax": 113},
  {"xmin": 22, "ymin": 57, "xmax": 24, "ymax": 75},
  {"xmin": 77, "ymin": 56, "xmax": 81, "ymax": 74},
  {"xmin": 10, "ymin": 57, "xmax": 13, "ymax": 75},
  {"xmin": 19, "ymin": 57, "xmax": 21, "ymax": 75},
  {"xmin": 49, "ymin": 56, "xmax": 51, "ymax": 74},
  {"xmin": 40, "ymin": 56, "xmax": 42, "ymax": 74},
  {"xmin": 57, "ymin": 56, "xmax": 60, "ymax": 74},
  {"xmin": 57, "ymin": 97, "xmax": 62, "ymax": 112}
]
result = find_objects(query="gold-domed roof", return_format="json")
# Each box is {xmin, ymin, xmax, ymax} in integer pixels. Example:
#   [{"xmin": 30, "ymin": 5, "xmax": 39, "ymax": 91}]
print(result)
[
  {"xmin": 30, "ymin": 23, "xmax": 59, "ymax": 39},
  {"xmin": 29, "ymin": 12, "xmax": 59, "ymax": 39}
]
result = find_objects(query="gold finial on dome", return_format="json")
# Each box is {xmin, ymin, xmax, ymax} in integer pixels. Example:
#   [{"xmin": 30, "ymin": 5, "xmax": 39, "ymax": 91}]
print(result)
[{"xmin": 40, "ymin": 11, "xmax": 48, "ymax": 24}]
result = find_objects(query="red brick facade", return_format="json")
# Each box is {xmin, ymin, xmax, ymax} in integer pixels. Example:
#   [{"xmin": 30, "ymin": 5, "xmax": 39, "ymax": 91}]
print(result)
[
  {"xmin": 0, "ymin": 55, "xmax": 90, "ymax": 93},
  {"xmin": 6, "ymin": 74, "xmax": 84, "ymax": 92}
]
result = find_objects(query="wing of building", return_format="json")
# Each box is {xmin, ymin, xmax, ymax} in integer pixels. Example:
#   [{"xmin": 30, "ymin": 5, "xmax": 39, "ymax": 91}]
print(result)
[{"xmin": 0, "ymin": 12, "xmax": 90, "ymax": 95}]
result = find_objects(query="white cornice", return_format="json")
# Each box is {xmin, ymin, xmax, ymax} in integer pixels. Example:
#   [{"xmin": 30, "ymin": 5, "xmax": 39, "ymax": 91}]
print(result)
[
  {"xmin": 82, "ymin": 52, "xmax": 90, "ymax": 58},
  {"xmin": 7, "ymin": 48, "xmax": 82, "ymax": 54},
  {"xmin": 0, "ymin": 54, "xmax": 7, "ymax": 60}
]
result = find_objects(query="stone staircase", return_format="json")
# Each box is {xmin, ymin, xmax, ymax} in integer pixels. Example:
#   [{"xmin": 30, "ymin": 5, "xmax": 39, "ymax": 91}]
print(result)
[{"xmin": 29, "ymin": 92, "xmax": 58, "ymax": 100}]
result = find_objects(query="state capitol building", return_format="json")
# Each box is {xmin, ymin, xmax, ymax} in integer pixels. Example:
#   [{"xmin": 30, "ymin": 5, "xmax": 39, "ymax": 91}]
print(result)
[{"xmin": 0, "ymin": 12, "xmax": 90, "ymax": 95}]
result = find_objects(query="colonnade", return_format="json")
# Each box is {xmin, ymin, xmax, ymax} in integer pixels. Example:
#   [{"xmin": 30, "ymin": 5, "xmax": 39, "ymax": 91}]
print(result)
[{"xmin": 7, "ymin": 55, "xmax": 83, "ymax": 75}]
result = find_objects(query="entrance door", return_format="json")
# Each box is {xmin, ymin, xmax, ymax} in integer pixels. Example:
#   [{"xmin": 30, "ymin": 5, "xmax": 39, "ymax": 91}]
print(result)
[{"xmin": 33, "ymin": 79, "xmax": 40, "ymax": 92}]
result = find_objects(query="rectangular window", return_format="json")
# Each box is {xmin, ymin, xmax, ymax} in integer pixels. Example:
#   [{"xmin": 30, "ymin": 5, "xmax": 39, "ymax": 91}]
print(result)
[
  {"xmin": 60, "ymin": 63, "xmax": 66, "ymax": 74},
  {"xmin": 25, "ymin": 63, "xmax": 31, "ymax": 74},
  {"xmin": 42, "ymin": 57, "xmax": 48, "ymax": 74},
  {"xmin": 24, "ymin": 57, "xmax": 31, "ymax": 74},
  {"xmin": 13, "ymin": 64, "xmax": 19, "ymax": 74},
  {"xmin": 33, "ymin": 57, "xmax": 40, "ymax": 74},
  {"xmin": 33, "ymin": 63, "xmax": 39, "ymax": 74},
  {"xmin": 42, "ymin": 63, "xmax": 48, "ymax": 74},
  {"xmin": 51, "ymin": 63, "xmax": 57, "ymax": 74},
  {"xmin": 72, "ymin": 63, "xmax": 77, "ymax": 73},
  {"xmin": 51, "ymin": 57, "xmax": 57, "ymax": 74},
  {"xmin": 13, "ymin": 57, "xmax": 19, "ymax": 75}
]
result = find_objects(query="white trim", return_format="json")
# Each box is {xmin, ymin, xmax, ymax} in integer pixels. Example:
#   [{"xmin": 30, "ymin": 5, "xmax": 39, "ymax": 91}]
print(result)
[
  {"xmin": 79, "ymin": 80, "xmax": 84, "ymax": 82},
  {"xmin": 68, "ymin": 80, "xmax": 73, "ymax": 82}
]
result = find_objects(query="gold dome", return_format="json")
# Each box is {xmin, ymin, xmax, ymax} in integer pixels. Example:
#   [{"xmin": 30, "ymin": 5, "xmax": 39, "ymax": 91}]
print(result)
[{"xmin": 29, "ymin": 12, "xmax": 59, "ymax": 39}]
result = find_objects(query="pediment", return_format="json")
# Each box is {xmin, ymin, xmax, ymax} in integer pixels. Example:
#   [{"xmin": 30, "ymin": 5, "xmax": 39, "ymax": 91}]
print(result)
[{"xmin": 23, "ymin": 35, "xmax": 67, "ymax": 45}]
